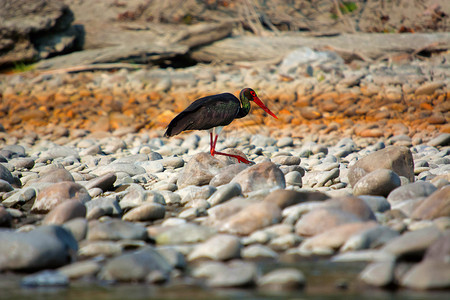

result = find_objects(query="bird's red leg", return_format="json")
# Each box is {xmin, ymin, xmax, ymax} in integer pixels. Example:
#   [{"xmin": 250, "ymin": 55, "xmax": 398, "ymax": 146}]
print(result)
[
  {"xmin": 210, "ymin": 132, "xmax": 214, "ymax": 156},
  {"xmin": 211, "ymin": 134, "xmax": 251, "ymax": 164}
]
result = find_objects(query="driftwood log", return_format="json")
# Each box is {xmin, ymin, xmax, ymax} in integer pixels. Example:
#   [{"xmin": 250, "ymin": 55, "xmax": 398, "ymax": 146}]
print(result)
[{"xmin": 191, "ymin": 32, "xmax": 450, "ymax": 64}]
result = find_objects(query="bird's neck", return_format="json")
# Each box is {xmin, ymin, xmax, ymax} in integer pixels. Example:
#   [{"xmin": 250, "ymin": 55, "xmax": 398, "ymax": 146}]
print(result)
[{"xmin": 236, "ymin": 97, "xmax": 250, "ymax": 118}]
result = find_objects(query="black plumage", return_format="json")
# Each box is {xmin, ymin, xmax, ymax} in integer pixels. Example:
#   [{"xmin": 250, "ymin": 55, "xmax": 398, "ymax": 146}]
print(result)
[{"xmin": 164, "ymin": 93, "xmax": 242, "ymax": 137}]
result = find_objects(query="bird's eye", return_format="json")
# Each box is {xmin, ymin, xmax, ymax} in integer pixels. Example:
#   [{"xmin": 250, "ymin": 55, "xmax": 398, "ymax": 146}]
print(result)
[{"xmin": 250, "ymin": 91, "xmax": 256, "ymax": 96}]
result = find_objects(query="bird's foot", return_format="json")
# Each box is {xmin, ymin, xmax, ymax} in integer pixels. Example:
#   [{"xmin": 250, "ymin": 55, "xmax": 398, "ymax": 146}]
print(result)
[{"xmin": 211, "ymin": 150, "xmax": 252, "ymax": 164}]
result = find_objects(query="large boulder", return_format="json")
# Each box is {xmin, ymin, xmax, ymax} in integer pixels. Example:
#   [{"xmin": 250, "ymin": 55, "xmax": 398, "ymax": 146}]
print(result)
[
  {"xmin": 0, "ymin": 225, "xmax": 77, "ymax": 271},
  {"xmin": 0, "ymin": 0, "xmax": 82, "ymax": 68},
  {"xmin": 348, "ymin": 146, "xmax": 414, "ymax": 187}
]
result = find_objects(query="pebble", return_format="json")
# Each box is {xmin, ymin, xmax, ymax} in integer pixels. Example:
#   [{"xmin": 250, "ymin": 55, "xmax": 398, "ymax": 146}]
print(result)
[
  {"xmin": 285, "ymin": 171, "xmax": 303, "ymax": 187},
  {"xmin": 298, "ymin": 222, "xmax": 377, "ymax": 255},
  {"xmin": 352, "ymin": 168, "xmax": 401, "ymax": 197},
  {"xmin": 295, "ymin": 208, "xmax": 364, "ymax": 237},
  {"xmin": 87, "ymin": 219, "xmax": 148, "ymax": 241},
  {"xmin": 241, "ymin": 244, "xmax": 279, "ymax": 259},
  {"xmin": 207, "ymin": 182, "xmax": 242, "ymax": 206},
  {"xmin": 387, "ymin": 181, "xmax": 437, "ymax": 205},
  {"xmin": 193, "ymin": 260, "xmax": 256, "ymax": 288},
  {"xmin": 32, "ymin": 182, "xmax": 91, "ymax": 213},
  {"xmin": 155, "ymin": 223, "xmax": 216, "ymax": 245},
  {"xmin": 122, "ymin": 203, "xmax": 166, "ymax": 221},
  {"xmin": 99, "ymin": 246, "xmax": 172, "ymax": 282},
  {"xmin": 21, "ymin": 270, "xmax": 69, "ymax": 287},
  {"xmin": 258, "ymin": 268, "xmax": 306, "ymax": 290},
  {"xmin": 230, "ymin": 162, "xmax": 286, "ymax": 193},
  {"xmin": 187, "ymin": 234, "xmax": 241, "ymax": 261},
  {"xmin": 411, "ymin": 186, "xmax": 450, "ymax": 220},
  {"xmin": 58, "ymin": 260, "xmax": 102, "ymax": 279},
  {"xmin": 359, "ymin": 261, "xmax": 395, "ymax": 287},
  {"xmin": 43, "ymin": 200, "xmax": 87, "ymax": 225},
  {"xmin": 381, "ymin": 226, "xmax": 442, "ymax": 259},
  {"xmin": 0, "ymin": 225, "xmax": 77, "ymax": 270}
]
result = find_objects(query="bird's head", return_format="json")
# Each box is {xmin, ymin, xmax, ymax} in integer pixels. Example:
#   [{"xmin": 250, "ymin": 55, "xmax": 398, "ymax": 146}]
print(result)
[{"xmin": 240, "ymin": 88, "xmax": 278, "ymax": 119}]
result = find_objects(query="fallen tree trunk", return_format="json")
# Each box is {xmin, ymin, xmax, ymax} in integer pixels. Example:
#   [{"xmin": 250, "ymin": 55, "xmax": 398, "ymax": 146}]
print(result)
[{"xmin": 191, "ymin": 32, "xmax": 450, "ymax": 63}]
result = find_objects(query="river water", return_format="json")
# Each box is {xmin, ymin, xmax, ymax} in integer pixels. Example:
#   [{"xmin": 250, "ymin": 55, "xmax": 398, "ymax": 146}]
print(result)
[{"xmin": 1, "ymin": 260, "xmax": 448, "ymax": 300}]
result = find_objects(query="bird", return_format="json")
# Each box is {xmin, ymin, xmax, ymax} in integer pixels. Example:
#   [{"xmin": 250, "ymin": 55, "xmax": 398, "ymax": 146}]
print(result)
[{"xmin": 164, "ymin": 88, "xmax": 278, "ymax": 164}]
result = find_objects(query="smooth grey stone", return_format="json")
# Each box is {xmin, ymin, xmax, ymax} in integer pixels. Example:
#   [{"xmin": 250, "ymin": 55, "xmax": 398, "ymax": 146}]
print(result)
[
  {"xmin": 285, "ymin": 171, "xmax": 302, "ymax": 187},
  {"xmin": 120, "ymin": 185, "xmax": 165, "ymax": 209},
  {"xmin": 348, "ymin": 146, "xmax": 414, "ymax": 187},
  {"xmin": 427, "ymin": 133, "xmax": 450, "ymax": 147},
  {"xmin": 208, "ymin": 183, "xmax": 242, "ymax": 206},
  {"xmin": 358, "ymin": 195, "xmax": 391, "ymax": 213},
  {"xmin": 87, "ymin": 219, "xmax": 147, "ymax": 241},
  {"xmin": 342, "ymin": 225, "xmax": 400, "ymax": 251},
  {"xmin": 58, "ymin": 260, "xmax": 101, "ymax": 279},
  {"xmin": 92, "ymin": 162, "xmax": 146, "ymax": 177},
  {"xmin": 78, "ymin": 241, "xmax": 123, "ymax": 257},
  {"xmin": 177, "ymin": 153, "xmax": 227, "ymax": 188},
  {"xmin": 115, "ymin": 154, "xmax": 150, "ymax": 163},
  {"xmin": 251, "ymin": 135, "xmax": 276, "ymax": 147},
  {"xmin": 0, "ymin": 179, "xmax": 13, "ymax": 192},
  {"xmin": 381, "ymin": 226, "xmax": 442, "ymax": 259},
  {"xmin": 179, "ymin": 185, "xmax": 217, "ymax": 205},
  {"xmin": 359, "ymin": 261, "xmax": 395, "ymax": 287},
  {"xmin": 312, "ymin": 162, "xmax": 340, "ymax": 172},
  {"xmin": 41, "ymin": 146, "xmax": 80, "ymax": 160},
  {"xmin": 85, "ymin": 197, "xmax": 122, "ymax": 217},
  {"xmin": 193, "ymin": 260, "xmax": 256, "ymax": 288},
  {"xmin": 1, "ymin": 145, "xmax": 26, "ymax": 158},
  {"xmin": 231, "ymin": 162, "xmax": 285, "ymax": 193},
  {"xmin": 21, "ymin": 270, "xmax": 69, "ymax": 287},
  {"xmin": 84, "ymin": 172, "xmax": 116, "ymax": 192},
  {"xmin": 63, "ymin": 218, "xmax": 88, "ymax": 242},
  {"xmin": 387, "ymin": 181, "xmax": 437, "ymax": 204},
  {"xmin": 241, "ymin": 244, "xmax": 279, "ymax": 259},
  {"xmin": 188, "ymin": 234, "xmax": 241, "ymax": 261},
  {"xmin": 279, "ymin": 165, "xmax": 305, "ymax": 176},
  {"xmin": 272, "ymin": 156, "xmax": 300, "ymax": 166},
  {"xmin": 99, "ymin": 246, "xmax": 172, "ymax": 282},
  {"xmin": 258, "ymin": 268, "xmax": 306, "ymax": 290},
  {"xmin": 0, "ymin": 225, "xmax": 77, "ymax": 270},
  {"xmin": 138, "ymin": 160, "xmax": 164, "ymax": 173},
  {"xmin": 277, "ymin": 137, "xmax": 294, "ymax": 148},
  {"xmin": 123, "ymin": 203, "xmax": 165, "ymax": 221},
  {"xmin": 156, "ymin": 246, "xmax": 186, "ymax": 269},
  {"xmin": 0, "ymin": 164, "xmax": 14, "ymax": 185},
  {"xmin": 353, "ymin": 169, "xmax": 401, "ymax": 197},
  {"xmin": 210, "ymin": 163, "xmax": 249, "ymax": 187},
  {"xmin": 400, "ymin": 259, "xmax": 450, "ymax": 290},
  {"xmin": 160, "ymin": 157, "xmax": 184, "ymax": 168},
  {"xmin": 155, "ymin": 223, "xmax": 216, "ymax": 245},
  {"xmin": 9, "ymin": 157, "xmax": 35, "ymax": 170},
  {"xmin": 2, "ymin": 187, "xmax": 36, "ymax": 207}
]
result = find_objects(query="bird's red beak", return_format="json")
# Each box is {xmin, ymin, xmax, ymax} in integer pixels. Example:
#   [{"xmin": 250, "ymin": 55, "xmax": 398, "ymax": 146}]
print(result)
[{"xmin": 253, "ymin": 96, "xmax": 278, "ymax": 119}]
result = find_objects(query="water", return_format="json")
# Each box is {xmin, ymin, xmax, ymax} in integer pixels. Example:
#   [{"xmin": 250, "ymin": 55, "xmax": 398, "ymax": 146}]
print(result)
[{"xmin": 1, "ymin": 261, "xmax": 449, "ymax": 300}]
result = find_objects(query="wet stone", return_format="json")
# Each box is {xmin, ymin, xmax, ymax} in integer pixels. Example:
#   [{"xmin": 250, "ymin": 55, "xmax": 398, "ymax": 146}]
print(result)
[
  {"xmin": 258, "ymin": 268, "xmax": 306, "ymax": 290},
  {"xmin": 99, "ymin": 246, "xmax": 172, "ymax": 282}
]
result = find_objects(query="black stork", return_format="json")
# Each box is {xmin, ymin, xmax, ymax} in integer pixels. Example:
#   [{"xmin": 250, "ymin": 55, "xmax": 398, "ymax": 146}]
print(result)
[{"xmin": 164, "ymin": 88, "xmax": 278, "ymax": 164}]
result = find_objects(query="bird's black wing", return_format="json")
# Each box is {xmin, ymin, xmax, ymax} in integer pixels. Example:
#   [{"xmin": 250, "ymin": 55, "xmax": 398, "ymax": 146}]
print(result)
[{"xmin": 164, "ymin": 93, "xmax": 240, "ymax": 137}]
